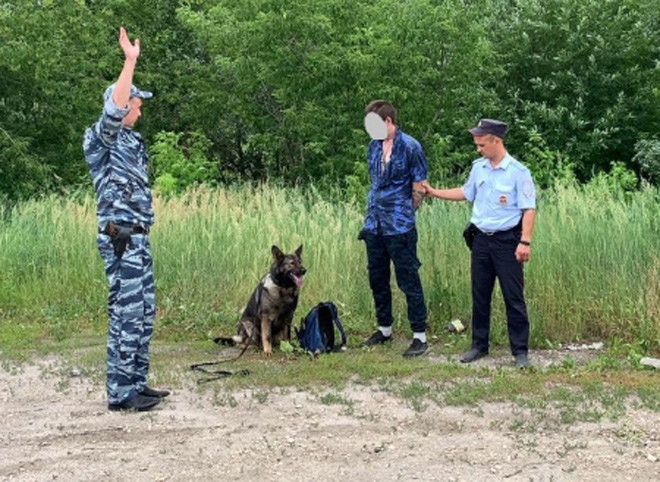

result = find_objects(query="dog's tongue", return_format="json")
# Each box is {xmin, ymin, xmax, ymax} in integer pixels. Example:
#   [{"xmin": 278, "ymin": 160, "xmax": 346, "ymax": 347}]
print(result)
[{"xmin": 292, "ymin": 274, "xmax": 303, "ymax": 287}]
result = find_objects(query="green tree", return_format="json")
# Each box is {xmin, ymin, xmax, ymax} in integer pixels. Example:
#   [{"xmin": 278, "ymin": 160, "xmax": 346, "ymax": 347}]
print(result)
[
  {"xmin": 0, "ymin": 0, "xmax": 203, "ymax": 198},
  {"xmin": 0, "ymin": 1, "xmax": 118, "ymax": 197},
  {"xmin": 490, "ymin": 0, "xmax": 660, "ymax": 180},
  {"xmin": 0, "ymin": 129, "xmax": 51, "ymax": 200},
  {"xmin": 150, "ymin": 131, "xmax": 216, "ymax": 195},
  {"xmin": 178, "ymin": 0, "xmax": 498, "ymax": 185},
  {"xmin": 3, "ymin": 0, "xmax": 659, "ymax": 199}
]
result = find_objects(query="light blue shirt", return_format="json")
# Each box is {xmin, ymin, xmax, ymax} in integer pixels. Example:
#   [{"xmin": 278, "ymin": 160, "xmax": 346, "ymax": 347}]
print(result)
[{"xmin": 461, "ymin": 153, "xmax": 536, "ymax": 232}]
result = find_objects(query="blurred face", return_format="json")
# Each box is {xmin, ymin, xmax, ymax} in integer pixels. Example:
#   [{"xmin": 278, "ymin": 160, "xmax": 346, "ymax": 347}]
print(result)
[
  {"xmin": 364, "ymin": 112, "xmax": 387, "ymax": 140},
  {"xmin": 473, "ymin": 134, "xmax": 500, "ymax": 161},
  {"xmin": 121, "ymin": 97, "xmax": 143, "ymax": 128},
  {"xmin": 364, "ymin": 113, "xmax": 396, "ymax": 140}
]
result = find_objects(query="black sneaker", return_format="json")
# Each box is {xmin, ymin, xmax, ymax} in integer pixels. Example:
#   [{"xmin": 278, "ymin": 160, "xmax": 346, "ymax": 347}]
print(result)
[
  {"xmin": 108, "ymin": 394, "xmax": 161, "ymax": 412},
  {"xmin": 362, "ymin": 330, "xmax": 393, "ymax": 347},
  {"xmin": 403, "ymin": 339, "xmax": 429, "ymax": 358}
]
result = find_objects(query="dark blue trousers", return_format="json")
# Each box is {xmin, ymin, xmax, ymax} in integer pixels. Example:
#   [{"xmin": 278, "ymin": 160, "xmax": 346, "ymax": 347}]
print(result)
[
  {"xmin": 361, "ymin": 228, "xmax": 428, "ymax": 333},
  {"xmin": 471, "ymin": 229, "xmax": 529, "ymax": 355}
]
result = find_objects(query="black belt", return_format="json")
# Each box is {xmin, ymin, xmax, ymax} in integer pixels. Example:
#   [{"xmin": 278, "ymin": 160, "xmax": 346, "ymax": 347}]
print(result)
[
  {"xmin": 478, "ymin": 225, "xmax": 518, "ymax": 236},
  {"xmin": 99, "ymin": 222, "xmax": 149, "ymax": 236}
]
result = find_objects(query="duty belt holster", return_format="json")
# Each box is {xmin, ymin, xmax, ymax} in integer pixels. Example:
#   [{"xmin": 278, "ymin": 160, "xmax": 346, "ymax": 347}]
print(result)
[
  {"xmin": 462, "ymin": 223, "xmax": 478, "ymax": 250},
  {"xmin": 101, "ymin": 222, "xmax": 147, "ymax": 259}
]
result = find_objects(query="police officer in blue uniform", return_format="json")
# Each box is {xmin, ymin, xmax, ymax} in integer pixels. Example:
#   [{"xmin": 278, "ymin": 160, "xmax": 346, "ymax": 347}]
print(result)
[
  {"xmin": 424, "ymin": 119, "xmax": 537, "ymax": 368},
  {"xmin": 83, "ymin": 27, "xmax": 169, "ymax": 411},
  {"xmin": 359, "ymin": 100, "xmax": 430, "ymax": 358}
]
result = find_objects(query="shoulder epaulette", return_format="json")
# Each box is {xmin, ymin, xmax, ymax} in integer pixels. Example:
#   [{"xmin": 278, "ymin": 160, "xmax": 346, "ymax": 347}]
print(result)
[{"xmin": 511, "ymin": 159, "xmax": 529, "ymax": 172}]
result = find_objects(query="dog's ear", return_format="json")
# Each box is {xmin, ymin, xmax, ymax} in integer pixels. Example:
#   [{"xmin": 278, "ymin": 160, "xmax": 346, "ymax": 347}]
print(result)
[
  {"xmin": 295, "ymin": 245, "xmax": 303, "ymax": 258},
  {"xmin": 271, "ymin": 245, "xmax": 284, "ymax": 262}
]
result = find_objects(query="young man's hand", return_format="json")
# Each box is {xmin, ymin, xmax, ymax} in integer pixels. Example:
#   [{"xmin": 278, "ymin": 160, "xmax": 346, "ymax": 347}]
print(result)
[{"xmin": 412, "ymin": 181, "xmax": 427, "ymax": 210}]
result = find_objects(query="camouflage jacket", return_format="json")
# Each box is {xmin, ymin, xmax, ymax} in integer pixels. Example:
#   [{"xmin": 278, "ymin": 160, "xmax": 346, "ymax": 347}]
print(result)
[{"xmin": 83, "ymin": 98, "xmax": 154, "ymax": 231}]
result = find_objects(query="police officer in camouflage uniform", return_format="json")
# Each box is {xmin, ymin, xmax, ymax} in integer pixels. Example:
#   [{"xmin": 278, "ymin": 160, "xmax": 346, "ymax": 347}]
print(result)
[
  {"xmin": 423, "ymin": 119, "xmax": 537, "ymax": 369},
  {"xmin": 359, "ymin": 100, "xmax": 430, "ymax": 358},
  {"xmin": 83, "ymin": 27, "xmax": 169, "ymax": 411}
]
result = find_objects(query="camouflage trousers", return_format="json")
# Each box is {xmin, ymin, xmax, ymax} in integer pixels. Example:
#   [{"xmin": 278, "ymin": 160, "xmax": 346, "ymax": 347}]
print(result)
[{"xmin": 97, "ymin": 233, "xmax": 155, "ymax": 404}]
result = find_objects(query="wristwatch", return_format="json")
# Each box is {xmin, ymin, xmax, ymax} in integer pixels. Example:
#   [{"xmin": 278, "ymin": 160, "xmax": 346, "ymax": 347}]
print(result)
[{"xmin": 519, "ymin": 240, "xmax": 531, "ymax": 246}]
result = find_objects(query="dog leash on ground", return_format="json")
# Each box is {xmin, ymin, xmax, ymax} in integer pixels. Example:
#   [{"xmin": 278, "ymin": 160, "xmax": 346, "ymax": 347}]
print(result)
[{"xmin": 190, "ymin": 342, "xmax": 252, "ymax": 384}]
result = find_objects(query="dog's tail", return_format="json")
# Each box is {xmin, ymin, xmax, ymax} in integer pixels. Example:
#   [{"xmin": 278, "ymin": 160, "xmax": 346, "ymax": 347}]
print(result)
[{"xmin": 213, "ymin": 335, "xmax": 245, "ymax": 346}]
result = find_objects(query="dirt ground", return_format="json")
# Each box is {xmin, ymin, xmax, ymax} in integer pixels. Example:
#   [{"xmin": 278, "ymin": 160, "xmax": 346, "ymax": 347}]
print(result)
[{"xmin": 1, "ymin": 350, "xmax": 658, "ymax": 482}]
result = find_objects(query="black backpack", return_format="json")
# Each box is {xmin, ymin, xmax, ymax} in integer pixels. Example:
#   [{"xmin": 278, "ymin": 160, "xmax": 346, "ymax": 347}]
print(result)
[{"xmin": 296, "ymin": 301, "xmax": 347, "ymax": 354}]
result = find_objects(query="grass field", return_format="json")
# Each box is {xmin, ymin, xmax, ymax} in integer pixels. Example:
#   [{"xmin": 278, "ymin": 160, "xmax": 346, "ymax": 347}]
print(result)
[
  {"xmin": 0, "ymin": 182, "xmax": 658, "ymax": 358},
  {"xmin": 1, "ymin": 182, "xmax": 659, "ymax": 437}
]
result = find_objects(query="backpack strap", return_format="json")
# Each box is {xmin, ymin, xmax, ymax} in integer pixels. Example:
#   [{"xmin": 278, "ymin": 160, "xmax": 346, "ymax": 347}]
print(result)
[{"xmin": 325, "ymin": 301, "xmax": 347, "ymax": 350}]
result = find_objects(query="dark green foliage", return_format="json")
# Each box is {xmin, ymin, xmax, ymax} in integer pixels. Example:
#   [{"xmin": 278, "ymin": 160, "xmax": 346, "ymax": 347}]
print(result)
[
  {"xmin": 490, "ymin": 0, "xmax": 660, "ymax": 182},
  {"xmin": 0, "ymin": 0, "xmax": 118, "ymax": 198},
  {"xmin": 634, "ymin": 139, "xmax": 660, "ymax": 183},
  {"xmin": 0, "ymin": 0, "xmax": 658, "ymax": 199},
  {"xmin": 0, "ymin": 130, "xmax": 51, "ymax": 200},
  {"xmin": 176, "ymin": 0, "xmax": 497, "ymax": 186}
]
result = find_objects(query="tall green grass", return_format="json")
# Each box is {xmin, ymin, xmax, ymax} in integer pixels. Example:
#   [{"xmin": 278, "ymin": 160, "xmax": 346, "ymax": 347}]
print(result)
[{"xmin": 0, "ymin": 182, "xmax": 658, "ymax": 352}]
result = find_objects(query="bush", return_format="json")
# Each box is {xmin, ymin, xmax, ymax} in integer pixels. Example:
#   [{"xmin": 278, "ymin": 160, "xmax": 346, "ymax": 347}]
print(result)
[
  {"xmin": 633, "ymin": 139, "xmax": 660, "ymax": 183},
  {"xmin": 150, "ymin": 131, "xmax": 217, "ymax": 196}
]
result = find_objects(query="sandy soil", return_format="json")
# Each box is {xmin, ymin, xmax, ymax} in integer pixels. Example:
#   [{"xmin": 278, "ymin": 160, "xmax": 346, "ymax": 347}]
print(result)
[{"xmin": 0, "ymin": 351, "xmax": 658, "ymax": 482}]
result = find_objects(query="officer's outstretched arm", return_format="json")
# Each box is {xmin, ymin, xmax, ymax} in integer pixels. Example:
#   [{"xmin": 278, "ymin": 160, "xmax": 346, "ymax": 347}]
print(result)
[
  {"xmin": 420, "ymin": 181, "xmax": 466, "ymax": 201},
  {"xmin": 112, "ymin": 27, "xmax": 140, "ymax": 109}
]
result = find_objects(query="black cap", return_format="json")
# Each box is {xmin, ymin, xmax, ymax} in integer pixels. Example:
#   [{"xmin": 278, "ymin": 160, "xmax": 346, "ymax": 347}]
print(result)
[{"xmin": 468, "ymin": 118, "xmax": 508, "ymax": 138}]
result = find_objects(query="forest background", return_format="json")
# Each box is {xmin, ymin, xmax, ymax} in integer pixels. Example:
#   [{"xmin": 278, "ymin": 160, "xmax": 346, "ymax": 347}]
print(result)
[{"xmin": 1, "ymin": 0, "xmax": 659, "ymax": 198}]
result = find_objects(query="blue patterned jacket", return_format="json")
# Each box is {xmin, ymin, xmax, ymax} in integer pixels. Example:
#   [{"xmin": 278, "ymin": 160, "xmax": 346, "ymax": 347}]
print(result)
[
  {"xmin": 363, "ymin": 128, "xmax": 428, "ymax": 236},
  {"xmin": 83, "ymin": 98, "xmax": 154, "ymax": 231}
]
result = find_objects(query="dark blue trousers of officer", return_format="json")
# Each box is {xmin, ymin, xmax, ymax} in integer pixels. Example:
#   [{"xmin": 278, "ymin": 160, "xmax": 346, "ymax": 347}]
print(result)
[
  {"xmin": 362, "ymin": 227, "xmax": 428, "ymax": 334},
  {"xmin": 471, "ymin": 229, "xmax": 529, "ymax": 355}
]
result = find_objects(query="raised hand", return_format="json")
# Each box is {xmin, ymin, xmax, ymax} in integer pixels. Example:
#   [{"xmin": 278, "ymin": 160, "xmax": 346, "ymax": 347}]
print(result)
[{"xmin": 118, "ymin": 27, "xmax": 140, "ymax": 61}]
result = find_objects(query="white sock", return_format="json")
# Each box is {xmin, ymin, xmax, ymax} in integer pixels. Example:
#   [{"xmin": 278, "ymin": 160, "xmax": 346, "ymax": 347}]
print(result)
[
  {"xmin": 413, "ymin": 332, "xmax": 427, "ymax": 343},
  {"xmin": 379, "ymin": 326, "xmax": 393, "ymax": 337}
]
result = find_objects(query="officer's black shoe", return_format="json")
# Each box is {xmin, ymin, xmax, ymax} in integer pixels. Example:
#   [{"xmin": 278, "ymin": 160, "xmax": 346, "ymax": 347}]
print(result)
[
  {"xmin": 362, "ymin": 330, "xmax": 393, "ymax": 347},
  {"xmin": 515, "ymin": 354, "xmax": 530, "ymax": 369},
  {"xmin": 403, "ymin": 339, "xmax": 429, "ymax": 358},
  {"xmin": 460, "ymin": 348, "xmax": 489, "ymax": 363},
  {"xmin": 108, "ymin": 394, "xmax": 161, "ymax": 412},
  {"xmin": 139, "ymin": 386, "xmax": 171, "ymax": 398}
]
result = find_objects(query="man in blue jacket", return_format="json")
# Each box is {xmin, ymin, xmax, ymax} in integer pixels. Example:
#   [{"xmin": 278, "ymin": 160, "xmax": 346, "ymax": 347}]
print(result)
[{"xmin": 360, "ymin": 100, "xmax": 430, "ymax": 358}]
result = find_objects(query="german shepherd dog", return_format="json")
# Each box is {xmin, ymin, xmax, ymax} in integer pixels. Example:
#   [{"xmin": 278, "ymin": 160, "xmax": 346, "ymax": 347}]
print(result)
[{"xmin": 215, "ymin": 245, "xmax": 306, "ymax": 355}]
